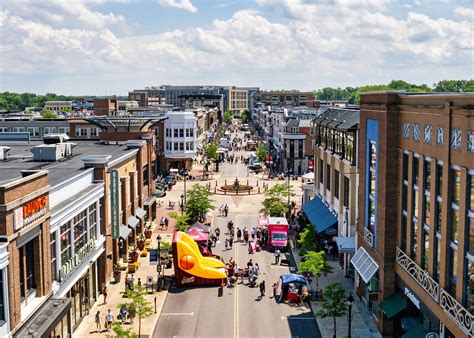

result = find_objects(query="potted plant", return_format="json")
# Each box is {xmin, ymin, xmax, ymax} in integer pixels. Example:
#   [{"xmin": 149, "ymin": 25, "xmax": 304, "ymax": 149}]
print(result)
[
  {"xmin": 113, "ymin": 265, "xmax": 122, "ymax": 284},
  {"xmin": 137, "ymin": 234, "xmax": 146, "ymax": 251},
  {"xmin": 141, "ymin": 248, "xmax": 148, "ymax": 257},
  {"xmin": 129, "ymin": 246, "xmax": 139, "ymax": 263},
  {"xmin": 144, "ymin": 222, "xmax": 153, "ymax": 239}
]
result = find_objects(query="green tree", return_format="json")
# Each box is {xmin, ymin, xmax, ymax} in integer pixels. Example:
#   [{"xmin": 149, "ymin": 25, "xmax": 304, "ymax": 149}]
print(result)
[
  {"xmin": 168, "ymin": 211, "xmax": 191, "ymax": 231},
  {"xmin": 315, "ymin": 282, "xmax": 348, "ymax": 338},
  {"xmin": 255, "ymin": 144, "xmax": 268, "ymax": 163},
  {"xmin": 240, "ymin": 110, "xmax": 249, "ymax": 122},
  {"xmin": 298, "ymin": 250, "xmax": 333, "ymax": 292},
  {"xmin": 223, "ymin": 111, "xmax": 233, "ymax": 124},
  {"xmin": 260, "ymin": 183, "xmax": 292, "ymax": 216},
  {"xmin": 185, "ymin": 184, "xmax": 215, "ymax": 222},
  {"xmin": 111, "ymin": 321, "xmax": 138, "ymax": 338},
  {"xmin": 205, "ymin": 143, "xmax": 218, "ymax": 162},
  {"xmin": 297, "ymin": 224, "xmax": 318, "ymax": 255},
  {"xmin": 41, "ymin": 109, "xmax": 58, "ymax": 119},
  {"xmin": 117, "ymin": 285, "xmax": 153, "ymax": 338}
]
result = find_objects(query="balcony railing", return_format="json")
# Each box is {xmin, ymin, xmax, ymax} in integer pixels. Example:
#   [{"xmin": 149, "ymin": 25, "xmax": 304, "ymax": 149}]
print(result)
[
  {"xmin": 440, "ymin": 289, "xmax": 474, "ymax": 336},
  {"xmin": 396, "ymin": 248, "xmax": 439, "ymax": 302},
  {"xmin": 363, "ymin": 227, "xmax": 374, "ymax": 247}
]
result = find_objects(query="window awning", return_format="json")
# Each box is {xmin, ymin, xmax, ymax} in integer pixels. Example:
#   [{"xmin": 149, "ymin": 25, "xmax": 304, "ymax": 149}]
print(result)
[
  {"xmin": 351, "ymin": 246, "xmax": 379, "ymax": 283},
  {"xmin": 401, "ymin": 324, "xmax": 427, "ymax": 338},
  {"xmin": 302, "ymin": 194, "xmax": 338, "ymax": 235},
  {"xmin": 380, "ymin": 293, "xmax": 407, "ymax": 319},
  {"xmin": 144, "ymin": 195, "xmax": 156, "ymax": 206},
  {"xmin": 13, "ymin": 298, "xmax": 71, "ymax": 338},
  {"xmin": 128, "ymin": 215, "xmax": 139, "ymax": 229},
  {"xmin": 335, "ymin": 236, "xmax": 355, "ymax": 254},
  {"xmin": 135, "ymin": 207, "xmax": 146, "ymax": 219},
  {"xmin": 119, "ymin": 224, "xmax": 132, "ymax": 239}
]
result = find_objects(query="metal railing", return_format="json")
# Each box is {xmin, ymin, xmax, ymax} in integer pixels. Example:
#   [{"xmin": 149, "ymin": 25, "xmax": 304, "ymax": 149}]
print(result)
[
  {"xmin": 439, "ymin": 289, "xmax": 474, "ymax": 336},
  {"xmin": 395, "ymin": 247, "xmax": 439, "ymax": 302},
  {"xmin": 363, "ymin": 227, "xmax": 374, "ymax": 247}
]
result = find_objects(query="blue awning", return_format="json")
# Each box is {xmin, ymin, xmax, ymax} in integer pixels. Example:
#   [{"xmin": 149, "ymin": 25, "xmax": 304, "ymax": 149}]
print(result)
[
  {"xmin": 280, "ymin": 274, "xmax": 307, "ymax": 285},
  {"xmin": 302, "ymin": 195, "xmax": 338, "ymax": 234}
]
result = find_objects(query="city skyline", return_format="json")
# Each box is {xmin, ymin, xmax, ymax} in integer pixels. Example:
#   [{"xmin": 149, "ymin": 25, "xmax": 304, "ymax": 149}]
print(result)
[{"xmin": 1, "ymin": 0, "xmax": 472, "ymax": 95}]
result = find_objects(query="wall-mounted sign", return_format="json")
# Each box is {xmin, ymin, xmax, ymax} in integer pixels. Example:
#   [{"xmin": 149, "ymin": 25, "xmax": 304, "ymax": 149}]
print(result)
[
  {"xmin": 14, "ymin": 196, "xmax": 47, "ymax": 230},
  {"xmin": 60, "ymin": 238, "xmax": 96, "ymax": 281},
  {"xmin": 111, "ymin": 169, "xmax": 120, "ymax": 239},
  {"xmin": 404, "ymin": 287, "xmax": 420, "ymax": 309}
]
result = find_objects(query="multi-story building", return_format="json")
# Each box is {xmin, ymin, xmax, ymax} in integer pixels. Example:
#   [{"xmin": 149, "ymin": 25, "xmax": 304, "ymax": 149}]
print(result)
[
  {"xmin": 352, "ymin": 92, "xmax": 474, "ymax": 338},
  {"xmin": 223, "ymin": 87, "xmax": 248, "ymax": 112},
  {"xmin": 163, "ymin": 111, "xmax": 197, "ymax": 170},
  {"xmin": 159, "ymin": 85, "xmax": 221, "ymax": 108},
  {"xmin": 128, "ymin": 91, "xmax": 149, "ymax": 108},
  {"xmin": 254, "ymin": 91, "xmax": 320, "ymax": 109},
  {"xmin": 118, "ymin": 100, "xmax": 139, "ymax": 114},
  {"xmin": 0, "ymin": 114, "xmax": 166, "ymax": 337},
  {"xmin": 44, "ymin": 101, "xmax": 73, "ymax": 113},
  {"xmin": 179, "ymin": 94, "xmax": 224, "ymax": 112},
  {"xmin": 93, "ymin": 98, "xmax": 118, "ymax": 116}
]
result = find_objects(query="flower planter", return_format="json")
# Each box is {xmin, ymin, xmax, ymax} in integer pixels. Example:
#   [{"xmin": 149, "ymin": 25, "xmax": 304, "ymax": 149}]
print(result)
[
  {"xmin": 113, "ymin": 272, "xmax": 121, "ymax": 284},
  {"xmin": 144, "ymin": 230, "xmax": 152, "ymax": 239},
  {"xmin": 141, "ymin": 249, "xmax": 148, "ymax": 257},
  {"xmin": 131, "ymin": 252, "xmax": 139, "ymax": 263},
  {"xmin": 137, "ymin": 241, "xmax": 145, "ymax": 251}
]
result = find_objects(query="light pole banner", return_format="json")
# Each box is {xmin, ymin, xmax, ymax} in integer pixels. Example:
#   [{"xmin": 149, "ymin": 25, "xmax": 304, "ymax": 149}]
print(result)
[{"xmin": 111, "ymin": 169, "xmax": 120, "ymax": 239}]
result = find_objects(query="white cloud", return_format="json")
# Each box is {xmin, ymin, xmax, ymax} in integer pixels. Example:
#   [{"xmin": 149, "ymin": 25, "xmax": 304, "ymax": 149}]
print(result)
[
  {"xmin": 454, "ymin": 6, "xmax": 474, "ymax": 18},
  {"xmin": 158, "ymin": 0, "xmax": 197, "ymax": 13}
]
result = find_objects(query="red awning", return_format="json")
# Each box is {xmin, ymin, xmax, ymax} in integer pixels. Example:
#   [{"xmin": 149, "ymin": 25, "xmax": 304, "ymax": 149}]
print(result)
[{"xmin": 185, "ymin": 228, "xmax": 209, "ymax": 242}]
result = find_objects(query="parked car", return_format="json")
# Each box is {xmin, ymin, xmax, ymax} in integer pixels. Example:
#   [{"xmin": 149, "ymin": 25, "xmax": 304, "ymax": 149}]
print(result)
[
  {"xmin": 248, "ymin": 163, "xmax": 262, "ymax": 172},
  {"xmin": 153, "ymin": 189, "xmax": 166, "ymax": 197},
  {"xmin": 156, "ymin": 182, "xmax": 167, "ymax": 191}
]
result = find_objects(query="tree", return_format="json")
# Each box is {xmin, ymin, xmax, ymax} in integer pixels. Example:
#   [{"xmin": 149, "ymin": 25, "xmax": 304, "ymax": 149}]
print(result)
[
  {"xmin": 315, "ymin": 282, "xmax": 348, "ymax": 338},
  {"xmin": 223, "ymin": 111, "xmax": 233, "ymax": 124},
  {"xmin": 185, "ymin": 184, "xmax": 215, "ymax": 222},
  {"xmin": 255, "ymin": 144, "xmax": 268, "ymax": 163},
  {"xmin": 297, "ymin": 224, "xmax": 318, "ymax": 255},
  {"xmin": 168, "ymin": 211, "xmax": 190, "ymax": 231},
  {"xmin": 205, "ymin": 143, "xmax": 218, "ymax": 162},
  {"xmin": 240, "ymin": 110, "xmax": 249, "ymax": 122},
  {"xmin": 41, "ymin": 109, "xmax": 58, "ymax": 119},
  {"xmin": 298, "ymin": 250, "xmax": 333, "ymax": 293},
  {"xmin": 260, "ymin": 183, "xmax": 292, "ymax": 216},
  {"xmin": 117, "ymin": 285, "xmax": 153, "ymax": 338},
  {"xmin": 112, "ymin": 321, "xmax": 138, "ymax": 338}
]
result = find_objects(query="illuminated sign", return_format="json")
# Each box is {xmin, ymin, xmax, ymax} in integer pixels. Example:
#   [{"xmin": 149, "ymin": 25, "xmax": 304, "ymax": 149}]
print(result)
[{"xmin": 14, "ymin": 196, "xmax": 47, "ymax": 230}]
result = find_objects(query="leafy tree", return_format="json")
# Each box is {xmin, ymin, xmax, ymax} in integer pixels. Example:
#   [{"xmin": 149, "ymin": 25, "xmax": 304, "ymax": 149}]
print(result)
[
  {"xmin": 117, "ymin": 285, "xmax": 153, "ymax": 338},
  {"xmin": 297, "ymin": 223, "xmax": 318, "ymax": 255},
  {"xmin": 260, "ymin": 183, "xmax": 292, "ymax": 216},
  {"xmin": 41, "ymin": 109, "xmax": 58, "ymax": 119},
  {"xmin": 240, "ymin": 110, "xmax": 250, "ymax": 122},
  {"xmin": 205, "ymin": 143, "xmax": 218, "ymax": 161},
  {"xmin": 223, "ymin": 111, "xmax": 233, "ymax": 124},
  {"xmin": 111, "ymin": 321, "xmax": 138, "ymax": 338},
  {"xmin": 255, "ymin": 144, "xmax": 268, "ymax": 163},
  {"xmin": 168, "ymin": 211, "xmax": 190, "ymax": 231},
  {"xmin": 298, "ymin": 250, "xmax": 333, "ymax": 292},
  {"xmin": 185, "ymin": 184, "xmax": 215, "ymax": 222},
  {"xmin": 315, "ymin": 283, "xmax": 348, "ymax": 338}
]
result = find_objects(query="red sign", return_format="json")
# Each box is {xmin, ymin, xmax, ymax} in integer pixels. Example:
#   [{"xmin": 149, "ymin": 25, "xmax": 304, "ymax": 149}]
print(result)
[{"xmin": 23, "ymin": 196, "xmax": 47, "ymax": 219}]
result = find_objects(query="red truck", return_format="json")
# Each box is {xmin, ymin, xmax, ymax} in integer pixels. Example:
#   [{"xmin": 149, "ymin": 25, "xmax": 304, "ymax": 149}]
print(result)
[{"xmin": 267, "ymin": 217, "xmax": 289, "ymax": 252}]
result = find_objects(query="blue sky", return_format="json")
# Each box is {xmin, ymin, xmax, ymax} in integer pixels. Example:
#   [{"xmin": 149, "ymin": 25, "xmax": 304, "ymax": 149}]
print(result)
[{"xmin": 0, "ymin": 0, "xmax": 472, "ymax": 95}]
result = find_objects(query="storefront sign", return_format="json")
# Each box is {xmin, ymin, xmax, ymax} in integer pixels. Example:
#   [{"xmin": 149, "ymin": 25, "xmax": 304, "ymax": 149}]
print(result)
[
  {"xmin": 111, "ymin": 169, "xmax": 120, "ymax": 239},
  {"xmin": 404, "ymin": 287, "xmax": 420, "ymax": 309},
  {"xmin": 14, "ymin": 196, "xmax": 47, "ymax": 230},
  {"xmin": 149, "ymin": 249, "xmax": 158, "ymax": 265},
  {"xmin": 60, "ymin": 238, "xmax": 96, "ymax": 281}
]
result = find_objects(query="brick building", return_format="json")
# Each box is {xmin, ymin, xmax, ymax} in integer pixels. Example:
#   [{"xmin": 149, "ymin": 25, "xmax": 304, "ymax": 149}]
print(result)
[
  {"xmin": 254, "ymin": 91, "xmax": 320, "ymax": 109},
  {"xmin": 352, "ymin": 92, "xmax": 474, "ymax": 337},
  {"xmin": 93, "ymin": 99, "xmax": 118, "ymax": 116}
]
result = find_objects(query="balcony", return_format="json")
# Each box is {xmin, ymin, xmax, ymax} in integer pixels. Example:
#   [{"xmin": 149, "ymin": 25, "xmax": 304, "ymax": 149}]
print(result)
[
  {"xmin": 396, "ymin": 247, "xmax": 474, "ymax": 336},
  {"xmin": 363, "ymin": 227, "xmax": 374, "ymax": 247}
]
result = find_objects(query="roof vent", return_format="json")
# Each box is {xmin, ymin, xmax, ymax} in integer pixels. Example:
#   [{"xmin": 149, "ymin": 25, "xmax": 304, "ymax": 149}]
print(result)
[
  {"xmin": 32, "ymin": 142, "xmax": 76, "ymax": 161},
  {"xmin": 0, "ymin": 146, "xmax": 11, "ymax": 160}
]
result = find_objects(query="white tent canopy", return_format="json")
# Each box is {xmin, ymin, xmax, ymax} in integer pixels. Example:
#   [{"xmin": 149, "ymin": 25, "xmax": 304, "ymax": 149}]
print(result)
[{"xmin": 302, "ymin": 172, "xmax": 315, "ymax": 180}]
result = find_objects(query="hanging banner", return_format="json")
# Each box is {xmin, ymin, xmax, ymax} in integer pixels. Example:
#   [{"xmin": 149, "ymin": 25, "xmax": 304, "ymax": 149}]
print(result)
[{"xmin": 111, "ymin": 169, "xmax": 120, "ymax": 239}]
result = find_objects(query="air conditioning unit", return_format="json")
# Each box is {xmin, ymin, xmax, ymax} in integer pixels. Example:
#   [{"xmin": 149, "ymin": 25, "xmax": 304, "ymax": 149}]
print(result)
[{"xmin": 0, "ymin": 146, "xmax": 11, "ymax": 160}]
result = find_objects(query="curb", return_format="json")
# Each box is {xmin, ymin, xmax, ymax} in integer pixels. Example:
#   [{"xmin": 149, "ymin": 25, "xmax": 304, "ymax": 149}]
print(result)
[{"xmin": 150, "ymin": 278, "xmax": 172, "ymax": 337}]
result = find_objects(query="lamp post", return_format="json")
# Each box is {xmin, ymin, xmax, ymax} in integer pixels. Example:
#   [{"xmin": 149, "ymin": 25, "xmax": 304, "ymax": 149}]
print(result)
[
  {"xmin": 347, "ymin": 293, "xmax": 354, "ymax": 338},
  {"xmin": 156, "ymin": 235, "xmax": 162, "ymax": 291},
  {"xmin": 181, "ymin": 194, "xmax": 184, "ymax": 214}
]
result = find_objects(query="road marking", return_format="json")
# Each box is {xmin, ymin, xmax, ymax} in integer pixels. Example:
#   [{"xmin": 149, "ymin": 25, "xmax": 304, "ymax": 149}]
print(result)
[
  {"xmin": 161, "ymin": 312, "xmax": 194, "ymax": 316},
  {"xmin": 281, "ymin": 316, "xmax": 314, "ymax": 320}
]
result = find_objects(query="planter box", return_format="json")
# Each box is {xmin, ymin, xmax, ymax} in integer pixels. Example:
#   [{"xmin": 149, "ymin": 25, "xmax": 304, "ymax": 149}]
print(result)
[
  {"xmin": 128, "ymin": 263, "xmax": 137, "ymax": 273},
  {"xmin": 141, "ymin": 250, "xmax": 148, "ymax": 257}
]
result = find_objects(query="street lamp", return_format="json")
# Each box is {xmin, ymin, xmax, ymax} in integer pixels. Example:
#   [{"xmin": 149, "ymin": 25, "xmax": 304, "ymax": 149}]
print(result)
[
  {"xmin": 347, "ymin": 293, "xmax": 354, "ymax": 338},
  {"xmin": 181, "ymin": 194, "xmax": 184, "ymax": 213},
  {"xmin": 156, "ymin": 235, "xmax": 162, "ymax": 291}
]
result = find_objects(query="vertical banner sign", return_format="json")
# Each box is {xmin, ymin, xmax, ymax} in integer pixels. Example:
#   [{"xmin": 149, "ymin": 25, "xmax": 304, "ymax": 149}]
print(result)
[{"xmin": 111, "ymin": 169, "xmax": 120, "ymax": 239}]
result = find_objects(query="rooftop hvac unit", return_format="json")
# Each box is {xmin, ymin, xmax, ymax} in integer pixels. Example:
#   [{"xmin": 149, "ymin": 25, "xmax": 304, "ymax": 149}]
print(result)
[
  {"xmin": 32, "ymin": 142, "xmax": 76, "ymax": 161},
  {"xmin": 0, "ymin": 146, "xmax": 11, "ymax": 160}
]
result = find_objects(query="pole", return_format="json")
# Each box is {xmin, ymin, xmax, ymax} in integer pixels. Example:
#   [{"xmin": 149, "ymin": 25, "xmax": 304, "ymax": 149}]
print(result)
[
  {"xmin": 157, "ymin": 238, "xmax": 161, "ymax": 291},
  {"xmin": 348, "ymin": 302, "xmax": 352, "ymax": 338},
  {"xmin": 184, "ymin": 172, "xmax": 187, "ymax": 205}
]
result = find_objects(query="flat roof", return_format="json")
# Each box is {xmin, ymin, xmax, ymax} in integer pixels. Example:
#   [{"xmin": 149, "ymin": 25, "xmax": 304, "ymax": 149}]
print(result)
[{"xmin": 0, "ymin": 140, "xmax": 137, "ymax": 187}]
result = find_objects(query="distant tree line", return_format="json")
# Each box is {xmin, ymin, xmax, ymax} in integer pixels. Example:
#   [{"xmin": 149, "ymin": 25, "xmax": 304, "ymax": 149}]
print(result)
[
  {"xmin": 0, "ymin": 92, "xmax": 95, "ymax": 111},
  {"xmin": 314, "ymin": 80, "xmax": 474, "ymax": 104}
]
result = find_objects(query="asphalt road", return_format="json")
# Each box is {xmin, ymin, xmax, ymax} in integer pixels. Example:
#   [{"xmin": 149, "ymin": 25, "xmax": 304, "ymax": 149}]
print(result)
[{"xmin": 153, "ymin": 128, "xmax": 320, "ymax": 337}]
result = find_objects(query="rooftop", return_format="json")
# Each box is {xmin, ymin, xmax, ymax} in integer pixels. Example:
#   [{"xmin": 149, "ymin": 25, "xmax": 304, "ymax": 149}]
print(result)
[
  {"xmin": 313, "ymin": 107, "xmax": 360, "ymax": 131},
  {"xmin": 0, "ymin": 140, "xmax": 138, "ymax": 187}
]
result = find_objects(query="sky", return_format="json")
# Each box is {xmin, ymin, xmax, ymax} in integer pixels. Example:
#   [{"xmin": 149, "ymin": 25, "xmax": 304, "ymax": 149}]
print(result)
[{"xmin": 0, "ymin": 0, "xmax": 473, "ymax": 95}]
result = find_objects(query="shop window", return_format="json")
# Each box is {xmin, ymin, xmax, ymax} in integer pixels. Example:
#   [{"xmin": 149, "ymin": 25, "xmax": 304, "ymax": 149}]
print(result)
[
  {"xmin": 88, "ymin": 204, "xmax": 97, "ymax": 240},
  {"xmin": 424, "ymin": 160, "xmax": 431, "ymax": 191},
  {"xmin": 421, "ymin": 227, "xmax": 430, "ymax": 271},
  {"xmin": 51, "ymin": 232, "xmax": 57, "ymax": 281},
  {"xmin": 326, "ymin": 164, "xmax": 331, "ymax": 191},
  {"xmin": 343, "ymin": 176, "xmax": 349, "ymax": 208},
  {"xmin": 73, "ymin": 210, "xmax": 88, "ymax": 253},
  {"xmin": 448, "ymin": 247, "xmax": 458, "ymax": 297},
  {"xmin": 60, "ymin": 223, "xmax": 72, "ymax": 265},
  {"xmin": 334, "ymin": 170, "xmax": 339, "ymax": 199}
]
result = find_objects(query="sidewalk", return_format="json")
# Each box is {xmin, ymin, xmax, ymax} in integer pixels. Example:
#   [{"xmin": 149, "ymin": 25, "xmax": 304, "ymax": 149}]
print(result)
[{"xmin": 290, "ymin": 242, "xmax": 381, "ymax": 338}]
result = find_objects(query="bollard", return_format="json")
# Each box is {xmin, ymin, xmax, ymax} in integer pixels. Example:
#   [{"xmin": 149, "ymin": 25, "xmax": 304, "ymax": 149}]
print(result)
[
  {"xmin": 225, "ymin": 179, "xmax": 227, "ymax": 186},
  {"xmin": 214, "ymin": 187, "xmax": 217, "ymax": 193},
  {"xmin": 248, "ymin": 189, "xmax": 251, "ymax": 195},
  {"xmin": 215, "ymin": 181, "xmax": 218, "ymax": 187},
  {"xmin": 154, "ymin": 297, "xmax": 157, "ymax": 313},
  {"xmin": 257, "ymin": 180, "xmax": 259, "ymax": 187},
  {"xmin": 247, "ymin": 179, "xmax": 249, "ymax": 185},
  {"xmin": 258, "ymin": 187, "xmax": 260, "ymax": 194}
]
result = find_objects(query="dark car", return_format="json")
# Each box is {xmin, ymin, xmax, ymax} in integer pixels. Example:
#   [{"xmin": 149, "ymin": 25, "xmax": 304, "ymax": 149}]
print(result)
[{"xmin": 156, "ymin": 182, "xmax": 167, "ymax": 191}]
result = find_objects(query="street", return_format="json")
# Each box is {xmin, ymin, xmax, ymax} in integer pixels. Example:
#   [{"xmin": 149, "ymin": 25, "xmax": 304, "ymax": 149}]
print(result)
[{"xmin": 153, "ymin": 136, "xmax": 321, "ymax": 338}]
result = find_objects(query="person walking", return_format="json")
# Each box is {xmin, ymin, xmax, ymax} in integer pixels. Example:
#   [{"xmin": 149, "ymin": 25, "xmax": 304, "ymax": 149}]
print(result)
[
  {"xmin": 225, "ymin": 238, "xmax": 229, "ymax": 250},
  {"xmin": 237, "ymin": 228, "xmax": 242, "ymax": 242},
  {"xmin": 274, "ymin": 248, "xmax": 281, "ymax": 264},
  {"xmin": 259, "ymin": 280, "xmax": 266, "ymax": 298},
  {"xmin": 119, "ymin": 305, "xmax": 128, "ymax": 324},
  {"xmin": 215, "ymin": 227, "xmax": 221, "ymax": 240},
  {"xmin": 102, "ymin": 286, "xmax": 108, "ymax": 304},
  {"xmin": 229, "ymin": 237, "xmax": 233, "ymax": 248},
  {"xmin": 105, "ymin": 309, "xmax": 114, "ymax": 331},
  {"xmin": 95, "ymin": 311, "xmax": 102, "ymax": 333},
  {"xmin": 164, "ymin": 217, "xmax": 169, "ymax": 230},
  {"xmin": 160, "ymin": 217, "xmax": 165, "ymax": 230}
]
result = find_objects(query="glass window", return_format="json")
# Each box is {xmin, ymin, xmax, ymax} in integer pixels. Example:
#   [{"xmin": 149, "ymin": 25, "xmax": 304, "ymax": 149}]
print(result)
[
  {"xmin": 179, "ymin": 129, "xmax": 184, "ymax": 137},
  {"xmin": 422, "ymin": 228, "xmax": 430, "ymax": 271},
  {"xmin": 88, "ymin": 204, "xmax": 97, "ymax": 240},
  {"xmin": 51, "ymin": 233, "xmax": 57, "ymax": 281},
  {"xmin": 434, "ymin": 235, "xmax": 441, "ymax": 282},
  {"xmin": 319, "ymin": 160, "xmax": 324, "ymax": 184},
  {"xmin": 326, "ymin": 164, "xmax": 331, "ymax": 191},
  {"xmin": 424, "ymin": 160, "xmax": 431, "ymax": 192},
  {"xmin": 469, "ymin": 217, "xmax": 474, "ymax": 254},
  {"xmin": 60, "ymin": 223, "xmax": 71, "ymax": 264},
  {"xmin": 435, "ymin": 200, "xmax": 442, "ymax": 233},
  {"xmin": 370, "ymin": 170, "xmax": 376, "ymax": 196},
  {"xmin": 448, "ymin": 247, "xmax": 458, "ymax": 297},
  {"xmin": 179, "ymin": 142, "xmax": 184, "ymax": 151},
  {"xmin": 0, "ymin": 271, "xmax": 4, "ymax": 323},
  {"xmin": 413, "ymin": 156, "xmax": 419, "ymax": 187},
  {"xmin": 73, "ymin": 210, "xmax": 88, "ymax": 253},
  {"xmin": 402, "ymin": 153, "xmax": 409, "ymax": 181},
  {"xmin": 424, "ymin": 193, "xmax": 431, "ymax": 227},
  {"xmin": 411, "ymin": 218, "xmax": 418, "ymax": 261},
  {"xmin": 436, "ymin": 163, "xmax": 443, "ymax": 196},
  {"xmin": 20, "ymin": 241, "xmax": 36, "ymax": 298},
  {"xmin": 343, "ymin": 176, "xmax": 349, "ymax": 208},
  {"xmin": 470, "ymin": 175, "xmax": 474, "ymax": 211},
  {"xmin": 451, "ymin": 209, "xmax": 459, "ymax": 244},
  {"xmin": 368, "ymin": 198, "xmax": 376, "ymax": 233},
  {"xmin": 334, "ymin": 170, "xmax": 339, "ymax": 199},
  {"xmin": 402, "ymin": 183, "xmax": 408, "ymax": 212},
  {"xmin": 401, "ymin": 213, "xmax": 407, "ymax": 252},
  {"xmin": 370, "ymin": 142, "xmax": 377, "ymax": 169},
  {"xmin": 464, "ymin": 259, "xmax": 474, "ymax": 314},
  {"xmin": 451, "ymin": 169, "xmax": 461, "ymax": 205},
  {"xmin": 413, "ymin": 188, "xmax": 419, "ymax": 220}
]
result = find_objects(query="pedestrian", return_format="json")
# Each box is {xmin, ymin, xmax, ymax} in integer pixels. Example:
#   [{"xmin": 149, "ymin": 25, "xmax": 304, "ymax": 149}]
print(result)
[
  {"xmin": 259, "ymin": 280, "xmax": 266, "ymax": 297},
  {"xmin": 247, "ymin": 259, "xmax": 253, "ymax": 269},
  {"xmin": 215, "ymin": 227, "xmax": 220, "ymax": 240},
  {"xmin": 164, "ymin": 217, "xmax": 169, "ymax": 230},
  {"xmin": 160, "ymin": 217, "xmax": 165, "ymax": 230},
  {"xmin": 251, "ymin": 227, "xmax": 256, "ymax": 240},
  {"xmin": 229, "ymin": 237, "xmax": 233, "ymax": 248},
  {"xmin": 248, "ymin": 240, "xmax": 253, "ymax": 254},
  {"xmin": 237, "ymin": 228, "xmax": 242, "ymax": 242},
  {"xmin": 119, "ymin": 305, "xmax": 127, "ymax": 324},
  {"xmin": 225, "ymin": 238, "xmax": 229, "ymax": 250},
  {"xmin": 224, "ymin": 204, "xmax": 229, "ymax": 217},
  {"xmin": 105, "ymin": 309, "xmax": 114, "ymax": 331},
  {"xmin": 254, "ymin": 263, "xmax": 260, "ymax": 275},
  {"xmin": 137, "ymin": 277, "xmax": 142, "ymax": 287},
  {"xmin": 102, "ymin": 286, "xmax": 108, "ymax": 304},
  {"xmin": 274, "ymin": 248, "xmax": 281, "ymax": 264},
  {"xmin": 95, "ymin": 311, "xmax": 102, "ymax": 333}
]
